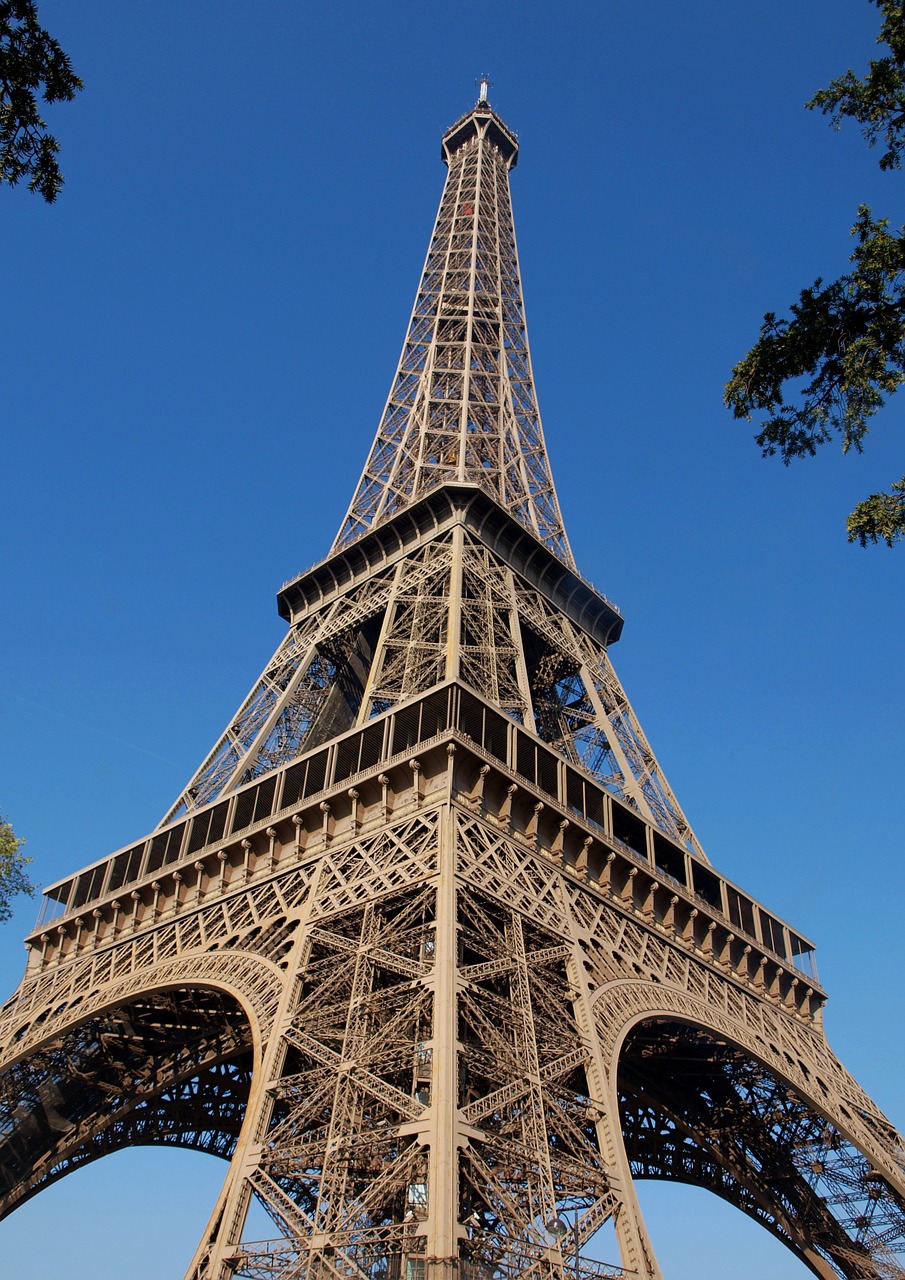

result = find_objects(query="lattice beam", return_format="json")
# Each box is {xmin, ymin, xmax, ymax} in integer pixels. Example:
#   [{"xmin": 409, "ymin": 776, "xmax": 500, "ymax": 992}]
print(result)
[{"xmin": 333, "ymin": 99, "xmax": 572, "ymax": 565}]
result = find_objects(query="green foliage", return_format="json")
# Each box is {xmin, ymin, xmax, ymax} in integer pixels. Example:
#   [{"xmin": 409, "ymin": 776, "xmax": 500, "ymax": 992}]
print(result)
[
  {"xmin": 726, "ymin": 0, "xmax": 905, "ymax": 547},
  {"xmin": 0, "ymin": 812, "xmax": 34, "ymax": 924},
  {"xmin": 847, "ymin": 475, "xmax": 905, "ymax": 546},
  {"xmin": 0, "ymin": 0, "xmax": 82, "ymax": 202},
  {"xmin": 808, "ymin": 0, "xmax": 905, "ymax": 172}
]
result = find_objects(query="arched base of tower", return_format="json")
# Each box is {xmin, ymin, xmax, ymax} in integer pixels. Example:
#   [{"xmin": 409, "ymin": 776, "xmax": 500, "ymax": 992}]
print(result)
[
  {"xmin": 3, "ymin": 752, "xmax": 904, "ymax": 1280},
  {"xmin": 616, "ymin": 1020, "xmax": 905, "ymax": 1280},
  {"xmin": 0, "ymin": 986, "xmax": 253, "ymax": 1219}
]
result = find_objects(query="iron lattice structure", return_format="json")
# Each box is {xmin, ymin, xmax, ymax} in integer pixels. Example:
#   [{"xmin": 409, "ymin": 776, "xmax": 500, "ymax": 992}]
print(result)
[{"xmin": 1, "ymin": 92, "xmax": 904, "ymax": 1280}]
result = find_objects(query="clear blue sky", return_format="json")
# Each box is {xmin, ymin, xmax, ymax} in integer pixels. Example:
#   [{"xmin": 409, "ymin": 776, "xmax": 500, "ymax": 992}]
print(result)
[{"xmin": 1, "ymin": 3, "xmax": 902, "ymax": 1277}]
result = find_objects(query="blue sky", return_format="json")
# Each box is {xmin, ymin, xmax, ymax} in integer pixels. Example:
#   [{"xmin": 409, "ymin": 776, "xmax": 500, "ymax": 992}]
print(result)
[{"xmin": 1, "ymin": 3, "xmax": 903, "ymax": 1276}]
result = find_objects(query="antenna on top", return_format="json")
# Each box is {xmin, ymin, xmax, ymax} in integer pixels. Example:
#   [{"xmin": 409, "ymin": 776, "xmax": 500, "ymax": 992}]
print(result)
[{"xmin": 476, "ymin": 74, "xmax": 492, "ymax": 104}]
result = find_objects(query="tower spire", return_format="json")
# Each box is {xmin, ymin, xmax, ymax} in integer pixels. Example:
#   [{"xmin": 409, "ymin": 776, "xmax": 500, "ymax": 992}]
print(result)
[{"xmin": 333, "ymin": 96, "xmax": 573, "ymax": 566}]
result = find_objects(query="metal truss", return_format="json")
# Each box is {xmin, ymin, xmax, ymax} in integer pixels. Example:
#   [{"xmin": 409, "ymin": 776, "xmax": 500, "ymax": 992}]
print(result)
[
  {"xmin": 2, "ymin": 747, "xmax": 904, "ymax": 1279},
  {"xmin": 0, "ymin": 91, "xmax": 902, "ymax": 1280},
  {"xmin": 332, "ymin": 98, "xmax": 572, "ymax": 564},
  {"xmin": 163, "ymin": 521, "xmax": 699, "ymax": 857},
  {"xmin": 619, "ymin": 1023, "xmax": 905, "ymax": 1280},
  {"xmin": 163, "ymin": 568, "xmax": 399, "ymax": 824},
  {"xmin": 157, "ymin": 93, "xmax": 694, "ymax": 853},
  {"xmin": 0, "ymin": 987, "xmax": 252, "ymax": 1212},
  {"xmin": 510, "ymin": 571, "xmax": 701, "ymax": 856}
]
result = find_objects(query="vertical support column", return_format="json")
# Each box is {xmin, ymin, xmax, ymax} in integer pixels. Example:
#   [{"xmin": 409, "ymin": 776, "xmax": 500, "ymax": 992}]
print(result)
[
  {"xmin": 311, "ymin": 904, "xmax": 379, "ymax": 1242},
  {"xmin": 505, "ymin": 566, "xmax": 537, "ymax": 734},
  {"xmin": 356, "ymin": 559, "xmax": 406, "ymax": 725},
  {"xmin": 559, "ymin": 893, "xmax": 663, "ymax": 1280},
  {"xmin": 424, "ymin": 803, "xmax": 460, "ymax": 1280},
  {"xmin": 183, "ymin": 859, "xmax": 326, "ymax": 1280},
  {"xmin": 444, "ymin": 525, "xmax": 465, "ymax": 683},
  {"xmin": 456, "ymin": 131, "xmax": 485, "ymax": 472},
  {"xmin": 508, "ymin": 914, "xmax": 559, "ymax": 1234}
]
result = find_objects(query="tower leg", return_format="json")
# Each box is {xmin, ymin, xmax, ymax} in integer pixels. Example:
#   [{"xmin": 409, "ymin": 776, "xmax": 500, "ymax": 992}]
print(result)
[
  {"xmin": 564, "ymin": 919, "xmax": 662, "ymax": 1280},
  {"xmin": 421, "ymin": 810, "xmax": 462, "ymax": 1279}
]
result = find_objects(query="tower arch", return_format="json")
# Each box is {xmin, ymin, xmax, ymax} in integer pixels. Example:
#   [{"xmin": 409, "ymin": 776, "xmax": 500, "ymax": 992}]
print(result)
[
  {"xmin": 594, "ymin": 982, "xmax": 905, "ymax": 1279},
  {"xmin": 0, "ymin": 953, "xmax": 281, "ymax": 1219}
]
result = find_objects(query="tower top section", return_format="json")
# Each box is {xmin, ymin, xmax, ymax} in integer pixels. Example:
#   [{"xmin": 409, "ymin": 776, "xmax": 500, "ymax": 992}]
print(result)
[
  {"xmin": 440, "ymin": 91, "xmax": 519, "ymax": 169},
  {"xmin": 333, "ymin": 93, "xmax": 571, "ymax": 565}
]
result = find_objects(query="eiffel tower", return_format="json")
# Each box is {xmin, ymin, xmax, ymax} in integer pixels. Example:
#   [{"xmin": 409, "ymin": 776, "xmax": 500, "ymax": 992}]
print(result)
[{"xmin": 2, "ymin": 85, "xmax": 904, "ymax": 1280}]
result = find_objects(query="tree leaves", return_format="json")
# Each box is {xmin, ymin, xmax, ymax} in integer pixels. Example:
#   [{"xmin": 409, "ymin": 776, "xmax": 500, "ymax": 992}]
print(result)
[
  {"xmin": 726, "ymin": 0, "xmax": 905, "ymax": 547},
  {"xmin": 0, "ymin": 812, "xmax": 33, "ymax": 924},
  {"xmin": 0, "ymin": 0, "xmax": 82, "ymax": 202},
  {"xmin": 847, "ymin": 476, "xmax": 905, "ymax": 546},
  {"xmin": 808, "ymin": 0, "xmax": 905, "ymax": 172}
]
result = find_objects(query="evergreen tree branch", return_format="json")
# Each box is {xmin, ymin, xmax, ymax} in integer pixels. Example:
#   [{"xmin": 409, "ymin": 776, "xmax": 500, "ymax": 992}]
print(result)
[
  {"xmin": 847, "ymin": 475, "xmax": 905, "ymax": 545},
  {"xmin": 807, "ymin": 0, "xmax": 905, "ymax": 171},
  {"xmin": 0, "ymin": 0, "xmax": 82, "ymax": 202},
  {"xmin": 727, "ymin": 0, "xmax": 905, "ymax": 547}
]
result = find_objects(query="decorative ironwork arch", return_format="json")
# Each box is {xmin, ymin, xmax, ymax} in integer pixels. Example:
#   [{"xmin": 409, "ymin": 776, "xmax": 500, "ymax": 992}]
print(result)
[
  {"xmin": 596, "ymin": 987, "xmax": 905, "ymax": 1280},
  {"xmin": 0, "ymin": 959, "xmax": 278, "ymax": 1219}
]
